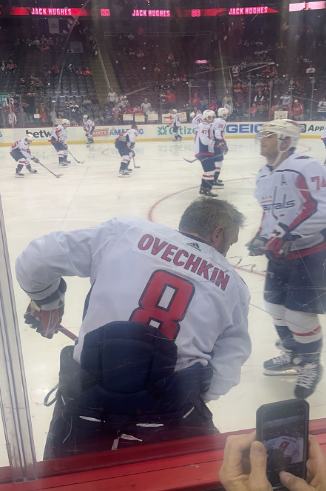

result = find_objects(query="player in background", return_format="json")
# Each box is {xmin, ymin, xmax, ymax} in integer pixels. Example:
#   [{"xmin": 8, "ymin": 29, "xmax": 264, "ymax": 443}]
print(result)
[
  {"xmin": 194, "ymin": 110, "xmax": 217, "ymax": 197},
  {"xmin": 191, "ymin": 110, "xmax": 203, "ymax": 128},
  {"xmin": 10, "ymin": 134, "xmax": 39, "ymax": 178},
  {"xmin": 50, "ymin": 119, "xmax": 70, "ymax": 166},
  {"xmin": 247, "ymin": 119, "xmax": 326, "ymax": 398},
  {"xmin": 212, "ymin": 108, "xmax": 229, "ymax": 189},
  {"xmin": 321, "ymin": 127, "xmax": 326, "ymax": 165},
  {"xmin": 83, "ymin": 115, "xmax": 95, "ymax": 147},
  {"xmin": 169, "ymin": 108, "xmax": 182, "ymax": 142},
  {"xmin": 115, "ymin": 124, "xmax": 138, "ymax": 178},
  {"xmin": 15, "ymin": 198, "xmax": 250, "ymax": 457}
]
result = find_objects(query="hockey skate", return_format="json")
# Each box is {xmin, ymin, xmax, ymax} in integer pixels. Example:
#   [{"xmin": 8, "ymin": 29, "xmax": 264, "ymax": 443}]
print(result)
[
  {"xmin": 294, "ymin": 362, "xmax": 322, "ymax": 398},
  {"xmin": 15, "ymin": 170, "xmax": 24, "ymax": 178},
  {"xmin": 28, "ymin": 169, "xmax": 37, "ymax": 174},
  {"xmin": 199, "ymin": 186, "xmax": 218, "ymax": 197},
  {"xmin": 212, "ymin": 180, "xmax": 224, "ymax": 188},
  {"xmin": 263, "ymin": 352, "xmax": 302, "ymax": 376},
  {"xmin": 118, "ymin": 170, "xmax": 130, "ymax": 178}
]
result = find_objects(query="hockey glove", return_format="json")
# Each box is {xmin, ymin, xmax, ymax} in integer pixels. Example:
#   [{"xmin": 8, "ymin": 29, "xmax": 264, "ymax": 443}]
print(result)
[
  {"xmin": 265, "ymin": 223, "xmax": 293, "ymax": 260},
  {"xmin": 221, "ymin": 142, "xmax": 228, "ymax": 155},
  {"xmin": 127, "ymin": 142, "xmax": 135, "ymax": 150},
  {"xmin": 64, "ymin": 144, "xmax": 68, "ymax": 150},
  {"xmin": 31, "ymin": 157, "xmax": 40, "ymax": 163},
  {"xmin": 24, "ymin": 278, "xmax": 66, "ymax": 339},
  {"xmin": 129, "ymin": 150, "xmax": 135, "ymax": 158},
  {"xmin": 246, "ymin": 235, "xmax": 267, "ymax": 256}
]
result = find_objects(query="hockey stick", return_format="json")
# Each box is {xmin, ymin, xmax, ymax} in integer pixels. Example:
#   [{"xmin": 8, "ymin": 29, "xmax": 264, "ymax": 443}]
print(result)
[
  {"xmin": 183, "ymin": 157, "xmax": 198, "ymax": 163},
  {"xmin": 133, "ymin": 157, "xmax": 141, "ymax": 169},
  {"xmin": 58, "ymin": 324, "xmax": 77, "ymax": 341},
  {"xmin": 68, "ymin": 149, "xmax": 84, "ymax": 164},
  {"xmin": 36, "ymin": 161, "xmax": 63, "ymax": 179}
]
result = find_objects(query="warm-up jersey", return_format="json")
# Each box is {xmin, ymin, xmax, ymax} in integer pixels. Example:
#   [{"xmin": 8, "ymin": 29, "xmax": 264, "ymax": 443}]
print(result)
[
  {"xmin": 51, "ymin": 125, "xmax": 67, "ymax": 144},
  {"xmin": 116, "ymin": 128, "xmax": 138, "ymax": 144},
  {"xmin": 192, "ymin": 114, "xmax": 204, "ymax": 128},
  {"xmin": 254, "ymin": 153, "xmax": 326, "ymax": 256},
  {"xmin": 83, "ymin": 119, "xmax": 95, "ymax": 134},
  {"xmin": 194, "ymin": 122, "xmax": 214, "ymax": 157},
  {"xmin": 212, "ymin": 117, "xmax": 226, "ymax": 141},
  {"xmin": 171, "ymin": 113, "xmax": 181, "ymax": 127},
  {"xmin": 10, "ymin": 138, "xmax": 33, "ymax": 159},
  {"xmin": 265, "ymin": 436, "xmax": 302, "ymax": 463},
  {"xmin": 15, "ymin": 216, "xmax": 251, "ymax": 401}
]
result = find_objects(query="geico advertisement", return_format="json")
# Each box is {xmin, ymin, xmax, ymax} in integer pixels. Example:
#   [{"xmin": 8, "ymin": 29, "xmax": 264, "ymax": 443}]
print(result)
[{"xmin": 156, "ymin": 122, "xmax": 264, "ymax": 137}]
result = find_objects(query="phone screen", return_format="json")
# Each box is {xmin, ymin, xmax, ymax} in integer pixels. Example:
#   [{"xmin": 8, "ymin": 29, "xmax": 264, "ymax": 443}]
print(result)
[{"xmin": 259, "ymin": 402, "xmax": 308, "ymax": 489}]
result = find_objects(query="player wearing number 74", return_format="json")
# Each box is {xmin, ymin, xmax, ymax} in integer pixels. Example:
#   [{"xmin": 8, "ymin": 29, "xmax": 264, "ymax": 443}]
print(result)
[{"xmin": 15, "ymin": 198, "xmax": 251, "ymax": 458}]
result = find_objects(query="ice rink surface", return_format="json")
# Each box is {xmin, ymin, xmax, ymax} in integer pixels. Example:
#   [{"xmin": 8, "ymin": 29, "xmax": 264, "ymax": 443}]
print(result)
[{"xmin": 0, "ymin": 136, "xmax": 326, "ymax": 463}]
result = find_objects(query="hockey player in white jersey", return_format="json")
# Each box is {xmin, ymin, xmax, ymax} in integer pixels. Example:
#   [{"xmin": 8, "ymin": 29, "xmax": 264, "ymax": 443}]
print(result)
[
  {"xmin": 83, "ymin": 114, "xmax": 95, "ymax": 147},
  {"xmin": 211, "ymin": 108, "xmax": 229, "ymax": 189},
  {"xmin": 50, "ymin": 119, "xmax": 70, "ymax": 166},
  {"xmin": 247, "ymin": 119, "xmax": 326, "ymax": 398},
  {"xmin": 115, "ymin": 124, "xmax": 138, "ymax": 177},
  {"xmin": 10, "ymin": 134, "xmax": 39, "ymax": 177},
  {"xmin": 16, "ymin": 198, "xmax": 250, "ymax": 457},
  {"xmin": 321, "ymin": 127, "xmax": 326, "ymax": 164},
  {"xmin": 191, "ymin": 110, "xmax": 203, "ymax": 128},
  {"xmin": 265, "ymin": 435, "xmax": 302, "ymax": 465},
  {"xmin": 194, "ymin": 110, "xmax": 218, "ymax": 197},
  {"xmin": 169, "ymin": 108, "xmax": 182, "ymax": 142}
]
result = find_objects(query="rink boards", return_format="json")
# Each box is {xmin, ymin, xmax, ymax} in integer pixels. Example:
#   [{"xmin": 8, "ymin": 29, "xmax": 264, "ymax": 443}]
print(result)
[{"xmin": 0, "ymin": 121, "xmax": 324, "ymax": 145}]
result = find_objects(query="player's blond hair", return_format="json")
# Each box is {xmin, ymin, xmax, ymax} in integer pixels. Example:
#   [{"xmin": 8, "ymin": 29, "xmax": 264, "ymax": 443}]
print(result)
[{"xmin": 179, "ymin": 198, "xmax": 245, "ymax": 239}]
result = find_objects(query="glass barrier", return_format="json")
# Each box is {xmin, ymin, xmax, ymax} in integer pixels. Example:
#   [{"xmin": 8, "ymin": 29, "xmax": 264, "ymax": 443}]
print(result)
[{"xmin": 0, "ymin": 2, "xmax": 325, "ymax": 487}]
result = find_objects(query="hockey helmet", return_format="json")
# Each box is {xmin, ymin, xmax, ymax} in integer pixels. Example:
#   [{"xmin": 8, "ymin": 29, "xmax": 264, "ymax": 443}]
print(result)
[
  {"xmin": 172, "ymin": 109, "xmax": 177, "ymax": 113},
  {"xmin": 62, "ymin": 119, "xmax": 70, "ymax": 126},
  {"xmin": 259, "ymin": 119, "xmax": 301, "ymax": 167},
  {"xmin": 83, "ymin": 114, "xmax": 88, "ymax": 120},
  {"xmin": 217, "ymin": 107, "xmax": 229, "ymax": 118},
  {"xmin": 190, "ymin": 112, "xmax": 195, "ymax": 118},
  {"xmin": 203, "ymin": 109, "xmax": 216, "ymax": 122},
  {"xmin": 25, "ymin": 134, "xmax": 34, "ymax": 143}
]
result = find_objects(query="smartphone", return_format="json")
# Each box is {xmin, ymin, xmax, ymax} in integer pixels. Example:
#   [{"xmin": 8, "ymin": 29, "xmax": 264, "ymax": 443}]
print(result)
[{"xmin": 256, "ymin": 399, "xmax": 309, "ymax": 490}]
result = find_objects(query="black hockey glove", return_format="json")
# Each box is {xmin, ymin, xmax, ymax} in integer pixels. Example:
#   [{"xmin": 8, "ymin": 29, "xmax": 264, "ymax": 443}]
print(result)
[
  {"xmin": 31, "ymin": 157, "xmax": 40, "ymax": 163},
  {"xmin": 24, "ymin": 278, "xmax": 66, "ymax": 339},
  {"xmin": 127, "ymin": 142, "xmax": 135, "ymax": 150},
  {"xmin": 246, "ymin": 235, "xmax": 268, "ymax": 256}
]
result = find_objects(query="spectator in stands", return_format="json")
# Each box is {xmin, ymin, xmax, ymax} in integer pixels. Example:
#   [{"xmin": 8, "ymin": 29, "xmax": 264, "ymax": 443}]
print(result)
[
  {"xmin": 1, "ymin": 60, "xmax": 6, "ymax": 72},
  {"xmin": 8, "ymin": 110, "xmax": 17, "ymax": 127},
  {"xmin": 128, "ymin": 48, "xmax": 135, "ymax": 56},
  {"xmin": 82, "ymin": 96, "xmax": 92, "ymax": 112},
  {"xmin": 306, "ymin": 64, "xmax": 316, "ymax": 74},
  {"xmin": 123, "ymin": 102, "xmax": 134, "ymax": 115},
  {"xmin": 48, "ymin": 37, "xmax": 54, "ymax": 46},
  {"xmin": 280, "ymin": 91, "xmax": 292, "ymax": 109},
  {"xmin": 70, "ymin": 100, "xmax": 81, "ymax": 122},
  {"xmin": 137, "ymin": 26, "xmax": 144, "ymax": 36},
  {"xmin": 136, "ymin": 49, "xmax": 144, "ymax": 58},
  {"xmin": 253, "ymin": 91, "xmax": 265, "ymax": 104},
  {"xmin": 8, "ymin": 60, "xmax": 17, "ymax": 73},
  {"xmin": 232, "ymin": 65, "xmax": 240, "ymax": 77},
  {"xmin": 76, "ymin": 67, "xmax": 83, "ymax": 75},
  {"xmin": 293, "ymin": 99, "xmax": 304, "ymax": 120},
  {"xmin": 83, "ymin": 67, "xmax": 92, "ymax": 76},
  {"xmin": 200, "ymin": 95, "xmax": 209, "ymax": 112},
  {"xmin": 107, "ymin": 88, "xmax": 117, "ymax": 109},
  {"xmin": 52, "ymin": 65, "xmax": 59, "ymax": 76},
  {"xmin": 127, "ymin": 32, "xmax": 135, "ymax": 41},
  {"xmin": 100, "ymin": 105, "xmax": 113, "ymax": 124},
  {"xmin": 191, "ymin": 92, "xmax": 201, "ymax": 108},
  {"xmin": 167, "ymin": 53, "xmax": 174, "ymax": 66},
  {"xmin": 67, "ymin": 64, "xmax": 75, "ymax": 73},
  {"xmin": 153, "ymin": 64, "xmax": 160, "ymax": 74},
  {"xmin": 133, "ymin": 105, "xmax": 143, "ymax": 116},
  {"xmin": 34, "ymin": 37, "xmax": 40, "ymax": 49},
  {"xmin": 141, "ymin": 98, "xmax": 152, "ymax": 121},
  {"xmin": 24, "ymin": 93, "xmax": 35, "ymax": 122},
  {"xmin": 257, "ymin": 104, "xmax": 268, "ymax": 120},
  {"xmin": 166, "ymin": 90, "xmax": 176, "ymax": 109},
  {"xmin": 269, "ymin": 104, "xmax": 276, "ymax": 120},
  {"xmin": 20, "ymin": 78, "xmax": 27, "ymax": 89},
  {"xmin": 112, "ymin": 106, "xmax": 122, "ymax": 123},
  {"xmin": 249, "ymin": 103, "xmax": 258, "ymax": 120},
  {"xmin": 209, "ymin": 100, "xmax": 218, "ymax": 112},
  {"xmin": 33, "ymin": 108, "xmax": 41, "ymax": 123}
]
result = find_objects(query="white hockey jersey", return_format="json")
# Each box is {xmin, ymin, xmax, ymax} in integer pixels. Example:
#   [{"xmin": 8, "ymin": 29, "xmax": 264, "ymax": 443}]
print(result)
[
  {"xmin": 51, "ymin": 125, "xmax": 67, "ymax": 144},
  {"xmin": 194, "ymin": 122, "xmax": 214, "ymax": 157},
  {"xmin": 254, "ymin": 153, "xmax": 326, "ymax": 256},
  {"xmin": 171, "ymin": 113, "xmax": 181, "ymax": 127},
  {"xmin": 15, "ymin": 216, "xmax": 251, "ymax": 401},
  {"xmin": 10, "ymin": 138, "xmax": 33, "ymax": 160},
  {"xmin": 265, "ymin": 436, "xmax": 302, "ymax": 463},
  {"xmin": 83, "ymin": 119, "xmax": 95, "ymax": 134},
  {"xmin": 116, "ymin": 128, "xmax": 138, "ymax": 144},
  {"xmin": 321, "ymin": 128, "xmax": 326, "ymax": 141},
  {"xmin": 192, "ymin": 114, "xmax": 204, "ymax": 128},
  {"xmin": 212, "ymin": 117, "xmax": 226, "ymax": 141}
]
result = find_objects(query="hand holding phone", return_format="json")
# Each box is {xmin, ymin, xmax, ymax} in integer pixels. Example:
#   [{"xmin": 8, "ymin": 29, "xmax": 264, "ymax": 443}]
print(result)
[{"xmin": 219, "ymin": 432, "xmax": 272, "ymax": 491}]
